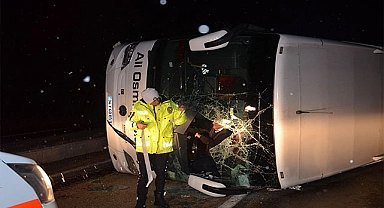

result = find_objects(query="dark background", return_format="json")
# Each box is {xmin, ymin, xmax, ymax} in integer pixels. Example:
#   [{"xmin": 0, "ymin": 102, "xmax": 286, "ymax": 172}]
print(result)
[{"xmin": 1, "ymin": 1, "xmax": 383, "ymax": 140}]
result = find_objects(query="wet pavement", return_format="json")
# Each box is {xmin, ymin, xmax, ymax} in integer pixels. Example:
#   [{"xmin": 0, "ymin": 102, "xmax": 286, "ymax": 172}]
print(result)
[
  {"xmin": 3, "ymin": 129, "xmax": 382, "ymax": 207},
  {"xmin": 236, "ymin": 161, "xmax": 383, "ymax": 208},
  {"xmin": 50, "ymin": 154, "xmax": 383, "ymax": 208}
]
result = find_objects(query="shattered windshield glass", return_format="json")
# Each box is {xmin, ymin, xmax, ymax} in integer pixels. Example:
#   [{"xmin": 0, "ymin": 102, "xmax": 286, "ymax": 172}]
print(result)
[{"xmin": 150, "ymin": 34, "xmax": 280, "ymax": 188}]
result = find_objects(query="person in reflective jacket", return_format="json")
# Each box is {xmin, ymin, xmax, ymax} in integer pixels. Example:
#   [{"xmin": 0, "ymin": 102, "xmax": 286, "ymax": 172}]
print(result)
[{"xmin": 126, "ymin": 88, "xmax": 187, "ymax": 208}]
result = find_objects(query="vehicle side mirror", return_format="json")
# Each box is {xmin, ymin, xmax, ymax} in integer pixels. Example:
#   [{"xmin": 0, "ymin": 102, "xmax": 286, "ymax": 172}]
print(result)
[{"xmin": 189, "ymin": 30, "xmax": 229, "ymax": 51}]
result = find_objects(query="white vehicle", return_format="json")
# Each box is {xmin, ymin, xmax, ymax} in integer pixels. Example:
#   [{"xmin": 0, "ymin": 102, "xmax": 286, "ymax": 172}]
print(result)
[
  {"xmin": 0, "ymin": 152, "xmax": 58, "ymax": 208},
  {"xmin": 105, "ymin": 24, "xmax": 383, "ymax": 196}
]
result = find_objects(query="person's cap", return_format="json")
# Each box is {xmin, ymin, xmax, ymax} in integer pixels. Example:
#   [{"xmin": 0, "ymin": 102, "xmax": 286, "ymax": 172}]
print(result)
[{"xmin": 142, "ymin": 88, "xmax": 159, "ymax": 104}]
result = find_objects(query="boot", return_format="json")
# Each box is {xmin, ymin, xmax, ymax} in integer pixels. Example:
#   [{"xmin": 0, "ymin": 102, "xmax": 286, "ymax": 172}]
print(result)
[
  {"xmin": 135, "ymin": 195, "xmax": 147, "ymax": 208},
  {"xmin": 154, "ymin": 191, "xmax": 170, "ymax": 208}
]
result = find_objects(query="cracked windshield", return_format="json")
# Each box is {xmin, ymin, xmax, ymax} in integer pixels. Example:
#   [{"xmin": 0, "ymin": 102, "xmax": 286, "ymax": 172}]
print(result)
[{"xmin": 151, "ymin": 34, "xmax": 280, "ymax": 187}]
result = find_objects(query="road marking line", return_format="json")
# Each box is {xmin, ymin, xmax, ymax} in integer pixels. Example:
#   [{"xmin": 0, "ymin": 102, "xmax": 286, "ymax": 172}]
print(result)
[{"xmin": 218, "ymin": 194, "xmax": 248, "ymax": 208}]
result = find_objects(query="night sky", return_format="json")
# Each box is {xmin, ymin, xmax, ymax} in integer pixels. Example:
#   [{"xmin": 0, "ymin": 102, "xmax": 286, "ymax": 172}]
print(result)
[{"xmin": 1, "ymin": 0, "xmax": 383, "ymax": 136}]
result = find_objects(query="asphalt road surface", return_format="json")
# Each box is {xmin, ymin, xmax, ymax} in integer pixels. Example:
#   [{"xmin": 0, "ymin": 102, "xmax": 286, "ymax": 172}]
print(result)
[{"xmin": 52, "ymin": 161, "xmax": 383, "ymax": 208}]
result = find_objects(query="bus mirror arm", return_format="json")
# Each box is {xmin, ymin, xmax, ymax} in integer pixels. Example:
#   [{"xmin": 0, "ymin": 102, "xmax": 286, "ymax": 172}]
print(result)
[
  {"xmin": 205, "ymin": 23, "xmax": 268, "ymax": 48},
  {"xmin": 107, "ymin": 121, "xmax": 136, "ymax": 148}
]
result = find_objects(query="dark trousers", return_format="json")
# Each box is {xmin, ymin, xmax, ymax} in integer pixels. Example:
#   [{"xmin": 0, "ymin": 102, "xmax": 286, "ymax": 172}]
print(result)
[
  {"xmin": 191, "ymin": 155, "xmax": 220, "ymax": 176},
  {"xmin": 136, "ymin": 152, "xmax": 169, "ymax": 197}
]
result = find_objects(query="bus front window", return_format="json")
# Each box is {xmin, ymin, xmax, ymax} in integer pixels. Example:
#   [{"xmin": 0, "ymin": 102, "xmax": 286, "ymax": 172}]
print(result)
[{"xmin": 153, "ymin": 34, "xmax": 280, "ymax": 187}]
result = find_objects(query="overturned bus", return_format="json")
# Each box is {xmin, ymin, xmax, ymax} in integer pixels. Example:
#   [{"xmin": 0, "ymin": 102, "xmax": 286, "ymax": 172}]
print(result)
[{"xmin": 105, "ymin": 24, "xmax": 383, "ymax": 196}]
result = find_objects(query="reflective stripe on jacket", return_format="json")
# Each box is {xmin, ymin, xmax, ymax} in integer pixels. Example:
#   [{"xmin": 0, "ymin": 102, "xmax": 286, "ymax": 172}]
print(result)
[{"xmin": 126, "ymin": 98, "xmax": 187, "ymax": 154}]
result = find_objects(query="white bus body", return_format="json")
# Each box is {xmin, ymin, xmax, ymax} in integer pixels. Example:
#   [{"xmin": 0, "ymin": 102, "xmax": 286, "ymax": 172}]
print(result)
[
  {"xmin": 274, "ymin": 35, "xmax": 383, "ymax": 188},
  {"xmin": 105, "ymin": 24, "xmax": 383, "ymax": 192}
]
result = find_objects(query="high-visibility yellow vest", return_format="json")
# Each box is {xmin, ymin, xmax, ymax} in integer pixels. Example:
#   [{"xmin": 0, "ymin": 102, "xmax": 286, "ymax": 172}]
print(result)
[{"xmin": 126, "ymin": 98, "xmax": 187, "ymax": 154}]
